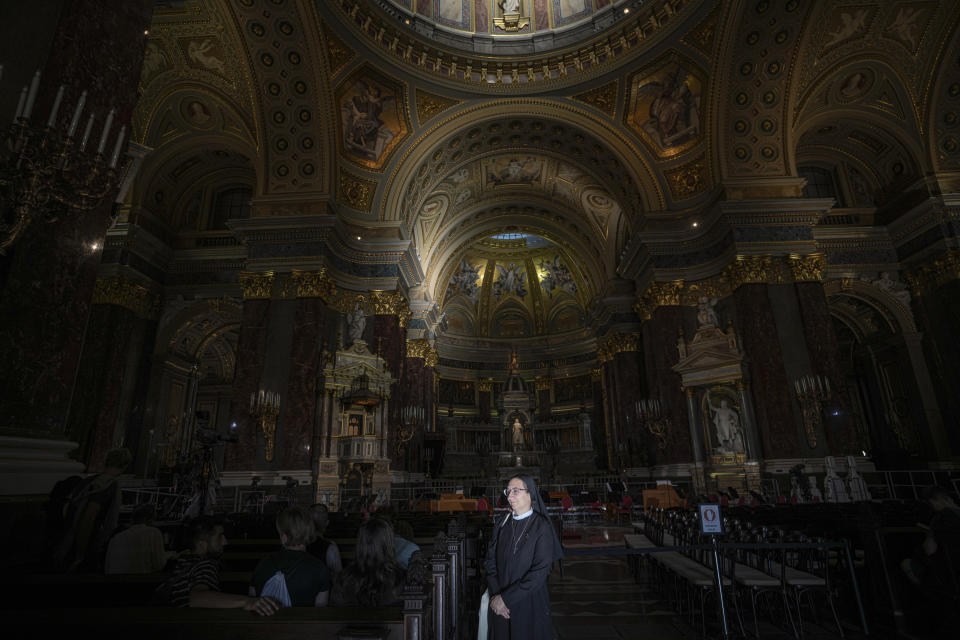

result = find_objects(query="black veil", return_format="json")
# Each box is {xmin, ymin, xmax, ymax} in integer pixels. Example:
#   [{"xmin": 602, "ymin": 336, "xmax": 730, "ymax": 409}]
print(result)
[{"xmin": 500, "ymin": 473, "xmax": 564, "ymax": 562}]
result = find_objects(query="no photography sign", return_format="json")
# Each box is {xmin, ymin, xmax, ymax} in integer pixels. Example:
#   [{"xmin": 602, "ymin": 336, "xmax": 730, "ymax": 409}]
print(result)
[{"xmin": 699, "ymin": 503, "xmax": 723, "ymax": 534}]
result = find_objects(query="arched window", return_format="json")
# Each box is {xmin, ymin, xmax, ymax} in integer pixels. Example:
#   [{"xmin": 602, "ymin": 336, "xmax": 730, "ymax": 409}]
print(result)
[
  {"xmin": 799, "ymin": 166, "xmax": 844, "ymax": 205},
  {"xmin": 209, "ymin": 186, "xmax": 252, "ymax": 230}
]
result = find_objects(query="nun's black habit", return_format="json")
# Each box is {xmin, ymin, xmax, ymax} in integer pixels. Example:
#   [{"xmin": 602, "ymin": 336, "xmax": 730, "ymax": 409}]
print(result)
[{"xmin": 484, "ymin": 474, "xmax": 564, "ymax": 640}]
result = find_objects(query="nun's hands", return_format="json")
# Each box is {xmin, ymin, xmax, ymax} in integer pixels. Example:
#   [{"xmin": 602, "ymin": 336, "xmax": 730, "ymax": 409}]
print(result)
[{"xmin": 490, "ymin": 594, "xmax": 511, "ymax": 619}]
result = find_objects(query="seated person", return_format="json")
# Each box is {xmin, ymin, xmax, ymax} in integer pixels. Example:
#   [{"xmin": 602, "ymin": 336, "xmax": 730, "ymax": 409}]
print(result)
[
  {"xmin": 105, "ymin": 504, "xmax": 174, "ymax": 574},
  {"xmin": 307, "ymin": 503, "xmax": 342, "ymax": 574},
  {"xmin": 332, "ymin": 518, "xmax": 406, "ymax": 606},
  {"xmin": 163, "ymin": 517, "xmax": 278, "ymax": 615},
  {"xmin": 371, "ymin": 509, "xmax": 420, "ymax": 569},
  {"xmin": 901, "ymin": 486, "xmax": 960, "ymax": 589},
  {"xmin": 250, "ymin": 506, "xmax": 330, "ymax": 606}
]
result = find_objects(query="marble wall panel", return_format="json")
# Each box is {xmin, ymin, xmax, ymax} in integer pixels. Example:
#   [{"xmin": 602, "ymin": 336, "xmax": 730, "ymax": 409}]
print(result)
[
  {"xmin": 226, "ymin": 300, "xmax": 270, "ymax": 470},
  {"xmin": 643, "ymin": 306, "xmax": 693, "ymax": 464}
]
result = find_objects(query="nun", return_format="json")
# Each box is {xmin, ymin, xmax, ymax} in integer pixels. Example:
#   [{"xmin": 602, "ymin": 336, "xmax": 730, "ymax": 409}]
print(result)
[{"xmin": 484, "ymin": 474, "xmax": 564, "ymax": 639}]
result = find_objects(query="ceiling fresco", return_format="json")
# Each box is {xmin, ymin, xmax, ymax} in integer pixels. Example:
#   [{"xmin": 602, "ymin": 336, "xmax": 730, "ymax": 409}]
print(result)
[{"xmin": 440, "ymin": 232, "xmax": 589, "ymax": 339}]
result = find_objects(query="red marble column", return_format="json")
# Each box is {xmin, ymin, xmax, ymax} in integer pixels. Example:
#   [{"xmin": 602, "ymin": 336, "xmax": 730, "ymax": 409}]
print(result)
[
  {"xmin": 0, "ymin": 0, "xmax": 151, "ymax": 439},
  {"xmin": 536, "ymin": 384, "xmax": 551, "ymax": 418},
  {"xmin": 642, "ymin": 306, "xmax": 692, "ymax": 464},
  {"xmin": 732, "ymin": 285, "xmax": 799, "ymax": 458},
  {"xmin": 225, "ymin": 300, "xmax": 270, "ymax": 470},
  {"xmin": 795, "ymin": 282, "xmax": 858, "ymax": 454},
  {"xmin": 611, "ymin": 349, "xmax": 645, "ymax": 466},
  {"xmin": 912, "ymin": 281, "xmax": 960, "ymax": 454},
  {"xmin": 373, "ymin": 314, "xmax": 406, "ymax": 463},
  {"xmin": 478, "ymin": 383, "xmax": 492, "ymax": 423},
  {"xmin": 279, "ymin": 298, "xmax": 333, "ymax": 470},
  {"xmin": 67, "ymin": 304, "xmax": 143, "ymax": 470},
  {"xmin": 592, "ymin": 373, "xmax": 607, "ymax": 469}
]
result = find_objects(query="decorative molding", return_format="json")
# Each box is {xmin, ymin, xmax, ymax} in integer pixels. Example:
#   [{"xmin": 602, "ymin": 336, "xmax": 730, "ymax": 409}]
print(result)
[
  {"xmin": 571, "ymin": 80, "xmax": 618, "ymax": 117},
  {"xmin": 91, "ymin": 276, "xmax": 161, "ymax": 320},
  {"xmin": 415, "ymin": 89, "xmax": 461, "ymax": 126},
  {"xmin": 406, "ymin": 338, "xmax": 439, "ymax": 367},
  {"xmin": 788, "ymin": 254, "xmax": 826, "ymax": 282},
  {"xmin": 239, "ymin": 271, "xmax": 275, "ymax": 300},
  {"xmin": 369, "ymin": 289, "xmax": 412, "ymax": 326},
  {"xmin": 597, "ymin": 332, "xmax": 642, "ymax": 364},
  {"xmin": 664, "ymin": 156, "xmax": 709, "ymax": 200},
  {"xmin": 535, "ymin": 376, "xmax": 552, "ymax": 391},
  {"xmin": 322, "ymin": 19, "xmax": 354, "ymax": 75}
]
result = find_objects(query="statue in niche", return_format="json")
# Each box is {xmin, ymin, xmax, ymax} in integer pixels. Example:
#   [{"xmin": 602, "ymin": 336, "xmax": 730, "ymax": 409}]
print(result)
[
  {"xmin": 500, "ymin": 0, "xmax": 520, "ymax": 14},
  {"xmin": 512, "ymin": 417, "xmax": 524, "ymax": 450},
  {"xmin": 697, "ymin": 295, "xmax": 719, "ymax": 328},
  {"xmin": 347, "ymin": 302, "xmax": 366, "ymax": 345},
  {"xmin": 871, "ymin": 271, "xmax": 911, "ymax": 306},
  {"xmin": 707, "ymin": 390, "xmax": 744, "ymax": 454}
]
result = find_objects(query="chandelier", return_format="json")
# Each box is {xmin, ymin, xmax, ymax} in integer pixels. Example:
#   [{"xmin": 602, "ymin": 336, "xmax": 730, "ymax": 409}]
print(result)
[{"xmin": 1, "ymin": 68, "xmax": 127, "ymax": 254}]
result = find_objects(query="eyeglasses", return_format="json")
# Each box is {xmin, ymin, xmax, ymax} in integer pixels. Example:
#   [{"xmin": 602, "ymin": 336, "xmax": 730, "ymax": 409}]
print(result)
[{"xmin": 503, "ymin": 487, "xmax": 528, "ymax": 497}]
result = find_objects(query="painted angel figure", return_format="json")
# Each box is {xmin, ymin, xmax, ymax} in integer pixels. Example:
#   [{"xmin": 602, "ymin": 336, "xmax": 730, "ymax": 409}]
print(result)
[
  {"xmin": 494, "ymin": 263, "xmax": 527, "ymax": 299},
  {"xmin": 636, "ymin": 67, "xmax": 700, "ymax": 149},
  {"xmin": 539, "ymin": 256, "xmax": 577, "ymax": 298}
]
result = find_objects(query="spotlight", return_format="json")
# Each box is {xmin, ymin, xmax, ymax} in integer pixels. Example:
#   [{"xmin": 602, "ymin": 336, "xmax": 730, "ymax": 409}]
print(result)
[
  {"xmin": 356, "ymin": 235, "xmax": 362, "ymax": 240},
  {"xmin": 692, "ymin": 222, "xmax": 699, "ymax": 228}
]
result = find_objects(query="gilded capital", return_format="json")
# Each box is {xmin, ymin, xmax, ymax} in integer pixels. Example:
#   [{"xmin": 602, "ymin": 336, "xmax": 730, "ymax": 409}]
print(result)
[
  {"xmin": 597, "ymin": 331, "xmax": 642, "ymax": 363},
  {"xmin": 789, "ymin": 254, "xmax": 826, "ymax": 282},
  {"xmin": 724, "ymin": 255, "xmax": 774, "ymax": 286},
  {"xmin": 369, "ymin": 290, "xmax": 411, "ymax": 326},
  {"xmin": 292, "ymin": 268, "xmax": 336, "ymax": 300},
  {"xmin": 239, "ymin": 271, "xmax": 275, "ymax": 300},
  {"xmin": 91, "ymin": 276, "xmax": 161, "ymax": 320},
  {"xmin": 406, "ymin": 338, "xmax": 439, "ymax": 367},
  {"xmin": 635, "ymin": 280, "xmax": 684, "ymax": 320},
  {"xmin": 906, "ymin": 249, "xmax": 960, "ymax": 295},
  {"xmin": 477, "ymin": 378, "xmax": 494, "ymax": 392},
  {"xmin": 535, "ymin": 376, "xmax": 552, "ymax": 391}
]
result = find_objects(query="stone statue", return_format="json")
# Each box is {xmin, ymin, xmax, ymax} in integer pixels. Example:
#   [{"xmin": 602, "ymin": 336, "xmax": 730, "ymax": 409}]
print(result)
[
  {"xmin": 845, "ymin": 455, "xmax": 872, "ymax": 502},
  {"xmin": 347, "ymin": 302, "xmax": 366, "ymax": 344},
  {"xmin": 578, "ymin": 411, "xmax": 592, "ymax": 449},
  {"xmin": 500, "ymin": 0, "xmax": 520, "ymax": 14},
  {"xmin": 871, "ymin": 271, "xmax": 911, "ymax": 306},
  {"xmin": 512, "ymin": 417, "xmax": 524, "ymax": 449},
  {"xmin": 807, "ymin": 476, "xmax": 823, "ymax": 502},
  {"xmin": 707, "ymin": 391, "xmax": 744, "ymax": 453},
  {"xmin": 697, "ymin": 295, "xmax": 719, "ymax": 327},
  {"xmin": 823, "ymin": 456, "xmax": 850, "ymax": 503}
]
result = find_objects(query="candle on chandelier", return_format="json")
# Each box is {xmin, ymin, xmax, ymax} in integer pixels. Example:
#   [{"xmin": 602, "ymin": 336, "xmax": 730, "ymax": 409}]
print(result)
[
  {"xmin": 22, "ymin": 70, "xmax": 40, "ymax": 120},
  {"xmin": 79, "ymin": 113, "xmax": 95, "ymax": 151},
  {"xmin": 97, "ymin": 108, "xmax": 115, "ymax": 154},
  {"xmin": 250, "ymin": 392, "xmax": 255, "ymax": 410},
  {"xmin": 13, "ymin": 87, "xmax": 27, "ymax": 122},
  {"xmin": 68, "ymin": 90, "xmax": 87, "ymax": 137},
  {"xmin": 109, "ymin": 125, "xmax": 125, "ymax": 168},
  {"xmin": 46, "ymin": 84, "xmax": 64, "ymax": 128}
]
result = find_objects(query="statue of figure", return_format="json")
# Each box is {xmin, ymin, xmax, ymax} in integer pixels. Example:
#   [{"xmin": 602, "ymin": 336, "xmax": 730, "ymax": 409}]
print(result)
[
  {"xmin": 697, "ymin": 295, "xmax": 719, "ymax": 327},
  {"xmin": 500, "ymin": 0, "xmax": 520, "ymax": 14},
  {"xmin": 807, "ymin": 476, "xmax": 823, "ymax": 502},
  {"xmin": 347, "ymin": 302, "xmax": 366, "ymax": 344},
  {"xmin": 845, "ymin": 455, "xmax": 872, "ymax": 502},
  {"xmin": 509, "ymin": 346, "xmax": 519, "ymax": 373},
  {"xmin": 871, "ymin": 271, "xmax": 911, "ymax": 306},
  {"xmin": 578, "ymin": 410, "xmax": 592, "ymax": 449},
  {"xmin": 512, "ymin": 417, "xmax": 524, "ymax": 449},
  {"xmin": 823, "ymin": 456, "xmax": 850, "ymax": 503},
  {"xmin": 707, "ymin": 391, "xmax": 744, "ymax": 453}
]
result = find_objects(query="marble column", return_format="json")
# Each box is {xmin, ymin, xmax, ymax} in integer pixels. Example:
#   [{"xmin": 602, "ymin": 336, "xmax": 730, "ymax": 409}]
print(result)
[
  {"xmin": 642, "ymin": 306, "xmax": 693, "ymax": 464},
  {"xmin": 795, "ymin": 282, "xmax": 859, "ymax": 454},
  {"xmin": 0, "ymin": 0, "xmax": 152, "ymax": 494},
  {"xmin": 535, "ymin": 378, "xmax": 552, "ymax": 419},
  {"xmin": 374, "ymin": 312, "xmax": 406, "ymax": 465},
  {"xmin": 282, "ymin": 298, "xmax": 335, "ymax": 471},
  {"xmin": 225, "ymin": 298, "xmax": 271, "ymax": 470},
  {"xmin": 731, "ymin": 284, "xmax": 798, "ymax": 458},
  {"xmin": 401, "ymin": 346, "xmax": 435, "ymax": 472}
]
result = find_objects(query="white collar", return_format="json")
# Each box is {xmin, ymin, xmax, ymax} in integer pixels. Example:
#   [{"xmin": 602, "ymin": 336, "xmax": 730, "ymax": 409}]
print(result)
[{"xmin": 512, "ymin": 509, "xmax": 534, "ymax": 520}]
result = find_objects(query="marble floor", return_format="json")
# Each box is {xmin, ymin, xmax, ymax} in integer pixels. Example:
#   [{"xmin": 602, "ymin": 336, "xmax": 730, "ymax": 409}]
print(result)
[{"xmin": 548, "ymin": 525, "xmax": 862, "ymax": 640}]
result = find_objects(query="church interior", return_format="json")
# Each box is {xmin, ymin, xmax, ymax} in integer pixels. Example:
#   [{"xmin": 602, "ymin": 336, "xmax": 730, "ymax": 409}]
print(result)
[{"xmin": 2, "ymin": 0, "xmax": 960, "ymax": 638}]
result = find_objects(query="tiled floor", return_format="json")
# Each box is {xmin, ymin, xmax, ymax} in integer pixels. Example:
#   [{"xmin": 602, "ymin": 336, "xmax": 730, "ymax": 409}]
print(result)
[{"xmin": 548, "ymin": 525, "xmax": 860, "ymax": 640}]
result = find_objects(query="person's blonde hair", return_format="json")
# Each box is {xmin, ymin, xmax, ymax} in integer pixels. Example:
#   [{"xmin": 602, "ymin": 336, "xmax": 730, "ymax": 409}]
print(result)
[{"xmin": 276, "ymin": 506, "xmax": 316, "ymax": 547}]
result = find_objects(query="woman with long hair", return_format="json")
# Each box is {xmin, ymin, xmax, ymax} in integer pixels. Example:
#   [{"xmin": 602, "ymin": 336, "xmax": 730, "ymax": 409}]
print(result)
[
  {"xmin": 484, "ymin": 474, "xmax": 564, "ymax": 639},
  {"xmin": 331, "ymin": 517, "xmax": 405, "ymax": 606}
]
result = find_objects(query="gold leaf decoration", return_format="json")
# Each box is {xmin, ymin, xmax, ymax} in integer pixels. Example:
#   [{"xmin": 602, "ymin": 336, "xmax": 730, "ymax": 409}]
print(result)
[
  {"xmin": 906, "ymin": 249, "xmax": 960, "ymax": 295},
  {"xmin": 292, "ymin": 268, "xmax": 337, "ymax": 300},
  {"xmin": 239, "ymin": 271, "xmax": 275, "ymax": 300},
  {"xmin": 323, "ymin": 21, "xmax": 354, "ymax": 75},
  {"xmin": 91, "ymin": 276, "xmax": 161, "ymax": 320},
  {"xmin": 597, "ymin": 332, "xmax": 642, "ymax": 363},
  {"xmin": 338, "ymin": 170, "xmax": 376, "ymax": 212},
  {"xmin": 572, "ymin": 80, "xmax": 618, "ymax": 118},
  {"xmin": 683, "ymin": 5, "xmax": 720, "ymax": 56},
  {"xmin": 789, "ymin": 254, "xmax": 826, "ymax": 282},
  {"xmin": 368, "ymin": 290, "xmax": 412, "ymax": 326},
  {"xmin": 406, "ymin": 338, "xmax": 439, "ymax": 367},
  {"xmin": 664, "ymin": 157, "xmax": 708, "ymax": 200},
  {"xmin": 415, "ymin": 89, "xmax": 461, "ymax": 126}
]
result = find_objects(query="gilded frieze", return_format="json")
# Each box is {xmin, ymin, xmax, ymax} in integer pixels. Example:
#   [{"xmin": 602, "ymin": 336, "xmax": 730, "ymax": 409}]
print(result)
[
  {"xmin": 788, "ymin": 254, "xmax": 826, "ymax": 282},
  {"xmin": 91, "ymin": 276, "xmax": 161, "ymax": 320},
  {"xmin": 292, "ymin": 269, "xmax": 337, "ymax": 300},
  {"xmin": 322, "ymin": 20, "xmax": 354, "ymax": 75},
  {"xmin": 239, "ymin": 271, "xmax": 275, "ymax": 300},
  {"xmin": 664, "ymin": 157, "xmax": 709, "ymax": 200},
  {"xmin": 906, "ymin": 249, "xmax": 960, "ymax": 295},
  {"xmin": 368, "ymin": 290, "xmax": 412, "ymax": 326}
]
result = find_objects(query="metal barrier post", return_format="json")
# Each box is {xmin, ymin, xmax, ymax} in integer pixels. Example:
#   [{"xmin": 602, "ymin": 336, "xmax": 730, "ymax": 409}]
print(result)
[
  {"xmin": 711, "ymin": 536, "xmax": 730, "ymax": 640},
  {"xmin": 844, "ymin": 539, "xmax": 870, "ymax": 636}
]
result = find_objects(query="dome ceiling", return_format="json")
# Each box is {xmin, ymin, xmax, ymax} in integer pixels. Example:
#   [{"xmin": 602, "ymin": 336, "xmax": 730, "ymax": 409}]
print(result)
[{"xmin": 440, "ymin": 232, "xmax": 589, "ymax": 339}]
